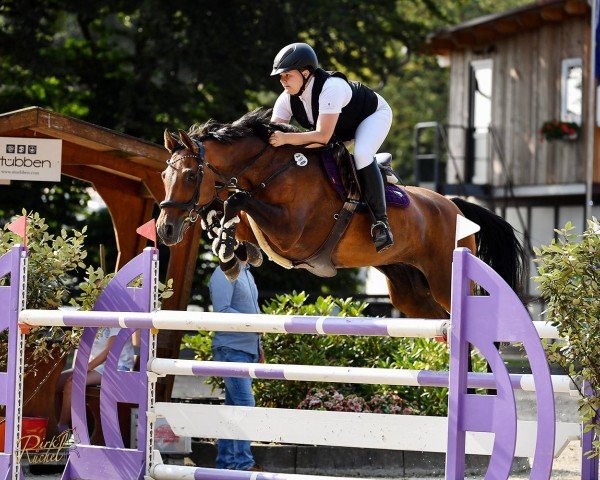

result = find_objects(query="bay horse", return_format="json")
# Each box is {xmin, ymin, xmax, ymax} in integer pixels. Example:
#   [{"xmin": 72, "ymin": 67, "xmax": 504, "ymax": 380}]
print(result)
[{"xmin": 157, "ymin": 109, "xmax": 525, "ymax": 319}]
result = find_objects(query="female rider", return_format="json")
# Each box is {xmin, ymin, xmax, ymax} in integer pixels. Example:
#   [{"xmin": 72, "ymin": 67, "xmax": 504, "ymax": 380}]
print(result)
[{"xmin": 269, "ymin": 42, "xmax": 393, "ymax": 252}]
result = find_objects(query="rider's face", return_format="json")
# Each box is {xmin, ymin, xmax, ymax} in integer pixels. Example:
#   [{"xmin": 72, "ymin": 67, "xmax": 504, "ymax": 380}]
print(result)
[{"xmin": 279, "ymin": 70, "xmax": 309, "ymax": 95}]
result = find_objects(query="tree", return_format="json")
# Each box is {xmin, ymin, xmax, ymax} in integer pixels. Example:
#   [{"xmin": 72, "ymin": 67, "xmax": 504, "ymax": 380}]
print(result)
[{"xmin": 0, "ymin": 0, "xmax": 531, "ymax": 296}]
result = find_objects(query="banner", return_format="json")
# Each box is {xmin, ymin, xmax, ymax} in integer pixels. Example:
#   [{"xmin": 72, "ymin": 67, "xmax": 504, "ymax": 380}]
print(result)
[{"xmin": 0, "ymin": 137, "xmax": 62, "ymax": 181}]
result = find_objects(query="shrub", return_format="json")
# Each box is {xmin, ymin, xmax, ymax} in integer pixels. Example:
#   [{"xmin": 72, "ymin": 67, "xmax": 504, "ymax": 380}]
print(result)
[
  {"xmin": 0, "ymin": 212, "xmax": 90, "ymax": 371},
  {"xmin": 533, "ymin": 219, "xmax": 600, "ymax": 456},
  {"xmin": 0, "ymin": 212, "xmax": 173, "ymax": 373}
]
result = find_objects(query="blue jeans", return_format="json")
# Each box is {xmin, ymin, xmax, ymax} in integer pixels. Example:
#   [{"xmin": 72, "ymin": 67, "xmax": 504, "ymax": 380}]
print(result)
[{"xmin": 212, "ymin": 346, "xmax": 258, "ymax": 470}]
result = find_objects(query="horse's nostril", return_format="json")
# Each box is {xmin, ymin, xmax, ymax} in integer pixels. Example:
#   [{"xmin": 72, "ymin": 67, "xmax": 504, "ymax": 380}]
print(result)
[{"xmin": 165, "ymin": 224, "xmax": 173, "ymax": 237}]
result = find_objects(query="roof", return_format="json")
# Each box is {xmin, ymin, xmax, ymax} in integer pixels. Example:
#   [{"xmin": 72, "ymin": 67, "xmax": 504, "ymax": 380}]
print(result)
[
  {"xmin": 426, "ymin": 0, "xmax": 590, "ymax": 55},
  {"xmin": 0, "ymin": 106, "xmax": 166, "ymax": 200}
]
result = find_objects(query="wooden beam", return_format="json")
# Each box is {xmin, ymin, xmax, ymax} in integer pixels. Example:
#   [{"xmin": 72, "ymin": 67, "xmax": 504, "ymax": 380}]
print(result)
[
  {"xmin": 473, "ymin": 25, "xmax": 499, "ymax": 43},
  {"xmin": 518, "ymin": 11, "xmax": 543, "ymax": 29},
  {"xmin": 35, "ymin": 109, "xmax": 165, "ymax": 163},
  {"xmin": 0, "ymin": 108, "xmax": 39, "ymax": 134},
  {"xmin": 565, "ymin": 0, "xmax": 589, "ymax": 16},
  {"xmin": 61, "ymin": 142, "xmax": 152, "ymax": 176},
  {"xmin": 163, "ymin": 221, "xmax": 203, "ymax": 311},
  {"xmin": 494, "ymin": 18, "xmax": 519, "ymax": 34},
  {"xmin": 0, "ymin": 127, "xmax": 50, "ymax": 139},
  {"xmin": 62, "ymin": 165, "xmax": 142, "ymax": 195},
  {"xmin": 540, "ymin": 6, "xmax": 566, "ymax": 22},
  {"xmin": 93, "ymin": 185, "xmax": 155, "ymax": 271},
  {"xmin": 61, "ymin": 141, "xmax": 165, "ymax": 202},
  {"xmin": 0, "ymin": 107, "xmax": 165, "ymax": 166},
  {"xmin": 453, "ymin": 31, "xmax": 476, "ymax": 48}
]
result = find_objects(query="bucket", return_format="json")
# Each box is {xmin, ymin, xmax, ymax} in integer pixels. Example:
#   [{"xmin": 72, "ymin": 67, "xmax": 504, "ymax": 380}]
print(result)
[{"xmin": 0, "ymin": 417, "xmax": 48, "ymax": 452}]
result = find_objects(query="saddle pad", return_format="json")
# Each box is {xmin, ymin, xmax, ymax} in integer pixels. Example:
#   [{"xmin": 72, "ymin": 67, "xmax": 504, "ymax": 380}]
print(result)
[{"xmin": 321, "ymin": 151, "xmax": 410, "ymax": 208}]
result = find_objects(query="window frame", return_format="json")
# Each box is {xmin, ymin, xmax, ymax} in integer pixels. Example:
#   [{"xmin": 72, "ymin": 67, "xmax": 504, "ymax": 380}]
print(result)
[{"xmin": 560, "ymin": 57, "xmax": 583, "ymax": 125}]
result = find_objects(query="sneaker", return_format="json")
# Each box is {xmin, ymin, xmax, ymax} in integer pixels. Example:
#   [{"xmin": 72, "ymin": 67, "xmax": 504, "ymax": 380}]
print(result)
[{"xmin": 244, "ymin": 464, "xmax": 263, "ymax": 471}]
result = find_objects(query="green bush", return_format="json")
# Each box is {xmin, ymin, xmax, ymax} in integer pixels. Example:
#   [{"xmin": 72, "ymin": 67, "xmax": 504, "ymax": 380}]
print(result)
[
  {"xmin": 0, "ymin": 212, "xmax": 91, "ymax": 370},
  {"xmin": 0, "ymin": 211, "xmax": 172, "ymax": 372},
  {"xmin": 183, "ymin": 291, "xmax": 477, "ymax": 416},
  {"xmin": 533, "ymin": 219, "xmax": 600, "ymax": 456}
]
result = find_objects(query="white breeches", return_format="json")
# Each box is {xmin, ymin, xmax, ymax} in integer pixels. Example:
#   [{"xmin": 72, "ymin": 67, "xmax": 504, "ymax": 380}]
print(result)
[{"xmin": 353, "ymin": 93, "xmax": 393, "ymax": 170}]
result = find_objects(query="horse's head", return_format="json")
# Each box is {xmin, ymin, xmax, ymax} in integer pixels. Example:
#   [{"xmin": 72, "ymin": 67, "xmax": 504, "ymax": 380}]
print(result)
[
  {"xmin": 157, "ymin": 129, "xmax": 216, "ymax": 246},
  {"xmin": 157, "ymin": 109, "xmax": 294, "ymax": 246}
]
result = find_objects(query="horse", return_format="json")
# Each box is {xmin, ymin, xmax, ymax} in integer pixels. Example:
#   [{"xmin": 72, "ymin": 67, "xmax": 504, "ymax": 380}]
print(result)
[{"xmin": 157, "ymin": 109, "xmax": 525, "ymax": 319}]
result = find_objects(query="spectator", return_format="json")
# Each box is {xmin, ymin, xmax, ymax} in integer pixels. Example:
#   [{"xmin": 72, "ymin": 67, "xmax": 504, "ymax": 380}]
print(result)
[
  {"xmin": 55, "ymin": 327, "xmax": 134, "ymax": 433},
  {"xmin": 209, "ymin": 262, "xmax": 263, "ymax": 472}
]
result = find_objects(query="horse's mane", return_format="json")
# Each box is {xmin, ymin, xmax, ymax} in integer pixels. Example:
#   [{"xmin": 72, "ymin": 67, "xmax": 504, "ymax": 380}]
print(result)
[{"xmin": 188, "ymin": 108, "xmax": 299, "ymax": 144}]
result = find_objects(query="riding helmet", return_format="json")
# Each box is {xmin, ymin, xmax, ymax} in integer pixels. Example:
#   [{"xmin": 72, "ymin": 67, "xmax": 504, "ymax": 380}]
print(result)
[{"xmin": 271, "ymin": 43, "xmax": 318, "ymax": 76}]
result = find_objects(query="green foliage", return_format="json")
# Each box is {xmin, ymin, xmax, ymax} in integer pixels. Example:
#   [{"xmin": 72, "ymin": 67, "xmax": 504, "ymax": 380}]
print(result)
[
  {"xmin": 183, "ymin": 291, "xmax": 478, "ymax": 415},
  {"xmin": 0, "ymin": 211, "xmax": 173, "ymax": 372},
  {"xmin": 0, "ymin": 0, "xmax": 532, "ymax": 295},
  {"xmin": 0, "ymin": 212, "xmax": 94, "ymax": 370},
  {"xmin": 0, "ymin": 180, "xmax": 118, "ymax": 273},
  {"xmin": 533, "ymin": 219, "xmax": 600, "ymax": 456}
]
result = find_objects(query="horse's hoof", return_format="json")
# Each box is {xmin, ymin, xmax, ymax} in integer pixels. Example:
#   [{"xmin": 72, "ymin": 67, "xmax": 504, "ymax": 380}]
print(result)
[
  {"xmin": 221, "ymin": 258, "xmax": 241, "ymax": 281},
  {"xmin": 245, "ymin": 242, "xmax": 263, "ymax": 267}
]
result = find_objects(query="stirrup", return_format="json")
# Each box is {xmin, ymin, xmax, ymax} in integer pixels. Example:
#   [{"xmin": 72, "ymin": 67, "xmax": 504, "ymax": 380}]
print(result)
[{"xmin": 370, "ymin": 221, "xmax": 394, "ymax": 252}]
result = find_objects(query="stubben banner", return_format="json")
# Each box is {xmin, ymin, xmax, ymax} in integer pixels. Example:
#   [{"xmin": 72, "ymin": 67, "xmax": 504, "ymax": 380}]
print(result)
[{"xmin": 0, "ymin": 137, "xmax": 62, "ymax": 181}]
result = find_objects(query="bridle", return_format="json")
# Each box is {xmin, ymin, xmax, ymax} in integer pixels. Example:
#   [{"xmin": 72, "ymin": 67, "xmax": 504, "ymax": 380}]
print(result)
[{"xmin": 159, "ymin": 138, "xmax": 272, "ymax": 222}]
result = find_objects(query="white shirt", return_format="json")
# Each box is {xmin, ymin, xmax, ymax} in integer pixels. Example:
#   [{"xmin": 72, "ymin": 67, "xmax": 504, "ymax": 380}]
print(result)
[
  {"xmin": 90, "ymin": 327, "xmax": 134, "ymax": 374},
  {"xmin": 272, "ymin": 76, "xmax": 352, "ymax": 126}
]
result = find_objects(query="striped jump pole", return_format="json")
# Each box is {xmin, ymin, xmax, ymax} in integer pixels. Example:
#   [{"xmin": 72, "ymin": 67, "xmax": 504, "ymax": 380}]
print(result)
[
  {"xmin": 148, "ymin": 358, "xmax": 576, "ymax": 394},
  {"xmin": 20, "ymin": 310, "xmax": 450, "ymax": 338},
  {"xmin": 19, "ymin": 308, "xmax": 562, "ymax": 339}
]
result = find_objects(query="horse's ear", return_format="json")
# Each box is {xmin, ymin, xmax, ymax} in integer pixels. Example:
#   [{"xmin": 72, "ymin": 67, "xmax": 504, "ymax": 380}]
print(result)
[
  {"xmin": 164, "ymin": 129, "xmax": 179, "ymax": 153},
  {"xmin": 178, "ymin": 129, "xmax": 198, "ymax": 153}
]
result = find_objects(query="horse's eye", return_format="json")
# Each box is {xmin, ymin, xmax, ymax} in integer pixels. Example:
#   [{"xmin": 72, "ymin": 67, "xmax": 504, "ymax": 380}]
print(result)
[
  {"xmin": 161, "ymin": 171, "xmax": 166, "ymax": 180},
  {"xmin": 185, "ymin": 171, "xmax": 197, "ymax": 183}
]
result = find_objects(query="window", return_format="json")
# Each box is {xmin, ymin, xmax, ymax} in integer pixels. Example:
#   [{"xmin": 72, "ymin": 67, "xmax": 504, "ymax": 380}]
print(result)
[
  {"xmin": 561, "ymin": 58, "xmax": 583, "ymax": 125},
  {"xmin": 468, "ymin": 59, "xmax": 493, "ymax": 184}
]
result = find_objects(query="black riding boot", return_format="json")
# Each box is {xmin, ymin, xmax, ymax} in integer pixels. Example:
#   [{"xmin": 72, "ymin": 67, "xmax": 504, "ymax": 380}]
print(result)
[{"xmin": 357, "ymin": 161, "xmax": 394, "ymax": 252}]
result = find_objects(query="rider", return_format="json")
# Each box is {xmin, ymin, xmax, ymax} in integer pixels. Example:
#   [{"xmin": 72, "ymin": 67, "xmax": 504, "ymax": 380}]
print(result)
[{"xmin": 269, "ymin": 42, "xmax": 394, "ymax": 252}]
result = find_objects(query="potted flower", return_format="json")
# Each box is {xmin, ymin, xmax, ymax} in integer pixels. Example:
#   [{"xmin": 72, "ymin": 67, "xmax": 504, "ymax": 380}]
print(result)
[{"xmin": 539, "ymin": 119, "xmax": 581, "ymax": 141}]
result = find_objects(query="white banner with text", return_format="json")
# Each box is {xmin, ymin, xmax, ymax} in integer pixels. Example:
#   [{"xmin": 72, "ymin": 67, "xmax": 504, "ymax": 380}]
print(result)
[{"xmin": 0, "ymin": 137, "xmax": 62, "ymax": 181}]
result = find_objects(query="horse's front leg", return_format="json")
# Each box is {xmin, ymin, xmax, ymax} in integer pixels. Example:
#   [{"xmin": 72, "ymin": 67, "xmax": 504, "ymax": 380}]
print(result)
[
  {"xmin": 210, "ymin": 192, "xmax": 252, "ymax": 280},
  {"xmin": 218, "ymin": 190, "xmax": 291, "ymax": 260}
]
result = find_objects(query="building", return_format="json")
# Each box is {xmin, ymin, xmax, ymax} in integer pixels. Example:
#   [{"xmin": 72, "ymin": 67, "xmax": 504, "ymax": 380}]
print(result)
[{"xmin": 419, "ymin": 0, "xmax": 600, "ymax": 293}]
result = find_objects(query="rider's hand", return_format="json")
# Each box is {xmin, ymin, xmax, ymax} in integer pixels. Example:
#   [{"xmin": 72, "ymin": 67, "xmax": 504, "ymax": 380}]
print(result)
[{"xmin": 269, "ymin": 131, "xmax": 287, "ymax": 147}]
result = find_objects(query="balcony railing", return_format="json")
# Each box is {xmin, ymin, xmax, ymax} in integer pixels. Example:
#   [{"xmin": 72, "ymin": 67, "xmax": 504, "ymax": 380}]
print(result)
[{"xmin": 414, "ymin": 122, "xmax": 491, "ymax": 197}]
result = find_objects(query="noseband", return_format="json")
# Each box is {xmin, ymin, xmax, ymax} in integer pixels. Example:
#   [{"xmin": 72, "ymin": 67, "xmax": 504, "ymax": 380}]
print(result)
[{"xmin": 159, "ymin": 138, "xmax": 271, "ymax": 223}]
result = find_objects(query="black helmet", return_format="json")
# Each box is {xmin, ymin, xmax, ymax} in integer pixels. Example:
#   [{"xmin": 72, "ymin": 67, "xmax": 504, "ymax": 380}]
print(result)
[{"xmin": 271, "ymin": 43, "xmax": 318, "ymax": 76}]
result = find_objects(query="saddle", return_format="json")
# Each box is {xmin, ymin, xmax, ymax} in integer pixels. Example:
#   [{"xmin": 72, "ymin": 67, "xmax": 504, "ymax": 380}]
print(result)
[
  {"xmin": 292, "ymin": 144, "xmax": 409, "ymax": 277},
  {"xmin": 324, "ymin": 143, "xmax": 409, "ymax": 209}
]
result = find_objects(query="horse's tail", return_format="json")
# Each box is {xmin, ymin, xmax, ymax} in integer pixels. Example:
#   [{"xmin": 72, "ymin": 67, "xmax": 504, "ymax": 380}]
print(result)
[{"xmin": 451, "ymin": 197, "xmax": 526, "ymax": 295}]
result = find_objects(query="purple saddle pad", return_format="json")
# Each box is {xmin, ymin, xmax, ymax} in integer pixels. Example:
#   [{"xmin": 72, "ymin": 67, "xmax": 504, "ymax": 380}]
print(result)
[{"xmin": 321, "ymin": 151, "xmax": 410, "ymax": 208}]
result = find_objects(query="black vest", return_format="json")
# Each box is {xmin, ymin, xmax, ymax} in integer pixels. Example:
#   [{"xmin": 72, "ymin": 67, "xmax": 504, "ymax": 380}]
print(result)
[{"xmin": 290, "ymin": 68, "xmax": 378, "ymax": 142}]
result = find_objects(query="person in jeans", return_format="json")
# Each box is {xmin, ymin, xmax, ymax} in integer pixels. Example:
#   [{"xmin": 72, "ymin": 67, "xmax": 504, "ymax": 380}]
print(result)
[{"xmin": 209, "ymin": 262, "xmax": 263, "ymax": 472}]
